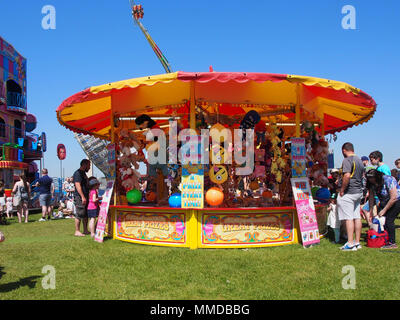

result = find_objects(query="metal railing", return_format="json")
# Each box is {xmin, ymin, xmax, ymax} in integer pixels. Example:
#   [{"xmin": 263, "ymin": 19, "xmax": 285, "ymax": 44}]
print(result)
[{"xmin": 6, "ymin": 91, "xmax": 26, "ymax": 110}]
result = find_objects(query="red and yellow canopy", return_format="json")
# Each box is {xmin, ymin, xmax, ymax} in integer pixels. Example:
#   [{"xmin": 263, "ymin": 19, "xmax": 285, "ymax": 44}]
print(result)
[{"xmin": 57, "ymin": 71, "xmax": 376, "ymax": 140}]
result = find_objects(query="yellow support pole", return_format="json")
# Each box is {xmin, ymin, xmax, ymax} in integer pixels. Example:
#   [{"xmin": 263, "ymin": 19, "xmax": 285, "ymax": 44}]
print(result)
[
  {"xmin": 295, "ymin": 84, "xmax": 301, "ymax": 138},
  {"xmin": 188, "ymin": 210, "xmax": 198, "ymax": 249}
]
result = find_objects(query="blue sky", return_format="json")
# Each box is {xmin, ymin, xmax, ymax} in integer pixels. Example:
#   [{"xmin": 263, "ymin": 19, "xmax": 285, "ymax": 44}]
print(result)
[{"xmin": 1, "ymin": 0, "xmax": 399, "ymax": 177}]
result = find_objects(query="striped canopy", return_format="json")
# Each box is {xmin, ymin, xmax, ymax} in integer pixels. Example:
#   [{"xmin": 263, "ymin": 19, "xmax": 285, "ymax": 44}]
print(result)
[{"xmin": 57, "ymin": 71, "xmax": 376, "ymax": 140}]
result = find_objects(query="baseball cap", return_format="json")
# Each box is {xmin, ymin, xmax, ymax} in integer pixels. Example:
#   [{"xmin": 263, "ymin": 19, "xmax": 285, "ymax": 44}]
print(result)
[
  {"xmin": 331, "ymin": 169, "xmax": 339, "ymax": 173},
  {"xmin": 89, "ymin": 178, "xmax": 100, "ymax": 186},
  {"xmin": 361, "ymin": 156, "xmax": 369, "ymax": 161}
]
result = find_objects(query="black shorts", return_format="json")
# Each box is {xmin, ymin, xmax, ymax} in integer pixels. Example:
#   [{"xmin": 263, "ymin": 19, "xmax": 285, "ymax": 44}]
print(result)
[{"xmin": 74, "ymin": 196, "xmax": 88, "ymax": 220}]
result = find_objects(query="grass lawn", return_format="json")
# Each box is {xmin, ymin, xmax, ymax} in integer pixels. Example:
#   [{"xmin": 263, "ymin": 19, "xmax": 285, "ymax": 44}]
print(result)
[{"xmin": 1, "ymin": 212, "xmax": 400, "ymax": 300}]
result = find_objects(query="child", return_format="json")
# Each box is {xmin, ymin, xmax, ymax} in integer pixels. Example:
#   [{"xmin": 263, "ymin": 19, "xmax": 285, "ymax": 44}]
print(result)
[
  {"xmin": 5, "ymin": 197, "xmax": 13, "ymax": 219},
  {"xmin": 87, "ymin": 178, "xmax": 101, "ymax": 237},
  {"xmin": 327, "ymin": 194, "xmax": 340, "ymax": 243}
]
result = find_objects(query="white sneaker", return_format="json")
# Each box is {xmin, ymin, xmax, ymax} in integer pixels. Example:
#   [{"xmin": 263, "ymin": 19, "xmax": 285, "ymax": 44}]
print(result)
[
  {"xmin": 38, "ymin": 218, "xmax": 46, "ymax": 222},
  {"xmin": 354, "ymin": 243, "xmax": 362, "ymax": 250},
  {"xmin": 340, "ymin": 242, "xmax": 357, "ymax": 251}
]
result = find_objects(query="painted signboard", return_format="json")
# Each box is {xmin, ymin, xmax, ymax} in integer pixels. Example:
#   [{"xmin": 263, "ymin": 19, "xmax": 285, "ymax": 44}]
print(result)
[
  {"xmin": 181, "ymin": 172, "xmax": 204, "ymax": 209},
  {"xmin": 290, "ymin": 177, "xmax": 320, "ymax": 247},
  {"xmin": 200, "ymin": 212, "xmax": 294, "ymax": 247},
  {"xmin": 115, "ymin": 211, "xmax": 187, "ymax": 246},
  {"xmin": 291, "ymin": 137, "xmax": 306, "ymax": 178},
  {"xmin": 94, "ymin": 180, "xmax": 115, "ymax": 243}
]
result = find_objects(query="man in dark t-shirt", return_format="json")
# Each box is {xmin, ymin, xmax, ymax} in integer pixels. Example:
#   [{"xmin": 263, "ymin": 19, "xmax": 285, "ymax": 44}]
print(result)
[
  {"xmin": 36, "ymin": 169, "xmax": 54, "ymax": 221},
  {"xmin": 72, "ymin": 159, "xmax": 90, "ymax": 237}
]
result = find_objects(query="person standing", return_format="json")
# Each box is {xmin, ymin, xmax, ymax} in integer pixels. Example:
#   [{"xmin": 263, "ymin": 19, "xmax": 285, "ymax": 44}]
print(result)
[
  {"xmin": 36, "ymin": 169, "xmax": 54, "ymax": 221},
  {"xmin": 366, "ymin": 169, "xmax": 400, "ymax": 249},
  {"xmin": 361, "ymin": 156, "xmax": 374, "ymax": 172},
  {"xmin": 87, "ymin": 177, "xmax": 101, "ymax": 238},
  {"xmin": 73, "ymin": 159, "xmax": 91, "ymax": 236},
  {"xmin": 369, "ymin": 151, "xmax": 391, "ymax": 176},
  {"xmin": 12, "ymin": 174, "xmax": 31, "ymax": 223},
  {"xmin": 395, "ymin": 159, "xmax": 400, "ymax": 183},
  {"xmin": 337, "ymin": 142, "xmax": 365, "ymax": 251},
  {"xmin": 0, "ymin": 180, "xmax": 5, "ymax": 223}
]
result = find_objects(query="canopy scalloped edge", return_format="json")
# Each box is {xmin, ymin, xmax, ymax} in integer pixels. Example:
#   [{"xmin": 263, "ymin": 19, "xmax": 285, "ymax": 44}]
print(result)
[{"xmin": 56, "ymin": 71, "xmax": 377, "ymax": 139}]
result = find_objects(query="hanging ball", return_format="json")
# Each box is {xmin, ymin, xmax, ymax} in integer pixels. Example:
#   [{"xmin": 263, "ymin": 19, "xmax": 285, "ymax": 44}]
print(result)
[
  {"xmin": 315, "ymin": 187, "xmax": 331, "ymax": 204},
  {"xmin": 205, "ymin": 187, "xmax": 224, "ymax": 207},
  {"xmin": 169, "ymin": 193, "xmax": 182, "ymax": 208},
  {"xmin": 126, "ymin": 189, "xmax": 142, "ymax": 204},
  {"xmin": 311, "ymin": 186, "xmax": 320, "ymax": 199}
]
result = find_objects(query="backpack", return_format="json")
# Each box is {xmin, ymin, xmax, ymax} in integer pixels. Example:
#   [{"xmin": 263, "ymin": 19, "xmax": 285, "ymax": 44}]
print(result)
[{"xmin": 366, "ymin": 229, "xmax": 388, "ymax": 248}]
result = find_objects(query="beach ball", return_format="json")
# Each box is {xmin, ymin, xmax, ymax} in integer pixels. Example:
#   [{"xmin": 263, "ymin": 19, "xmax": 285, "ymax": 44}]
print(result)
[
  {"xmin": 169, "ymin": 193, "xmax": 182, "ymax": 208},
  {"xmin": 311, "ymin": 186, "xmax": 320, "ymax": 199},
  {"xmin": 316, "ymin": 187, "xmax": 331, "ymax": 204},
  {"xmin": 205, "ymin": 187, "xmax": 224, "ymax": 207},
  {"xmin": 126, "ymin": 189, "xmax": 142, "ymax": 204},
  {"xmin": 145, "ymin": 191, "xmax": 156, "ymax": 202},
  {"xmin": 0, "ymin": 231, "xmax": 4, "ymax": 243}
]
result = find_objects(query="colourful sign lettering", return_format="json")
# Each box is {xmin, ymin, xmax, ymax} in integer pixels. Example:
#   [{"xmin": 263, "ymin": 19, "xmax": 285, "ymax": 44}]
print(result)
[
  {"xmin": 116, "ymin": 211, "xmax": 186, "ymax": 245},
  {"xmin": 94, "ymin": 180, "xmax": 114, "ymax": 243},
  {"xmin": 290, "ymin": 178, "xmax": 320, "ymax": 247},
  {"xmin": 291, "ymin": 137, "xmax": 307, "ymax": 178}
]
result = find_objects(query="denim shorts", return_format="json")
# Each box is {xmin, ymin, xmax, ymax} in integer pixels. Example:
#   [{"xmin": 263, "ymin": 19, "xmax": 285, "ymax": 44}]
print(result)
[
  {"xmin": 87, "ymin": 209, "xmax": 99, "ymax": 219},
  {"xmin": 39, "ymin": 194, "xmax": 52, "ymax": 206}
]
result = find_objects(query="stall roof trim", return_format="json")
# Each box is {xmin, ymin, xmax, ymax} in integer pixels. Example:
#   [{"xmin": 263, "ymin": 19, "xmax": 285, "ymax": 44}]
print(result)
[{"xmin": 56, "ymin": 71, "xmax": 377, "ymax": 140}]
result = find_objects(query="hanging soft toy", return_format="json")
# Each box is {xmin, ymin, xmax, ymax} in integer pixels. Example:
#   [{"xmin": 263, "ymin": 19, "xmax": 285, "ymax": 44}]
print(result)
[{"xmin": 269, "ymin": 123, "xmax": 286, "ymax": 184}]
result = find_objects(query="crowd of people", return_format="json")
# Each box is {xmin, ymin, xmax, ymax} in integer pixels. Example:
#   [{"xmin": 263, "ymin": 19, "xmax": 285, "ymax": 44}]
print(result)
[
  {"xmin": 327, "ymin": 143, "xmax": 400, "ymax": 250},
  {"xmin": 0, "ymin": 160, "xmax": 103, "ymax": 239},
  {"xmin": 1, "ymin": 147, "xmax": 399, "ymax": 248}
]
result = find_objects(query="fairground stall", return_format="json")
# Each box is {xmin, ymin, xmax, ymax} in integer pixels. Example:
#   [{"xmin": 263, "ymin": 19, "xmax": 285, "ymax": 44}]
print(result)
[{"xmin": 57, "ymin": 71, "xmax": 376, "ymax": 248}]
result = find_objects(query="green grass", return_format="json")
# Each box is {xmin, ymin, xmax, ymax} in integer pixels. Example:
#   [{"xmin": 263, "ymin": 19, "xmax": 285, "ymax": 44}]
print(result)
[{"xmin": 1, "ymin": 213, "xmax": 400, "ymax": 300}]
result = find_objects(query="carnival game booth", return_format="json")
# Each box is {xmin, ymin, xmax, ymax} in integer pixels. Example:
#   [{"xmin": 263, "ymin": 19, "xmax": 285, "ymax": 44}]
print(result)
[{"xmin": 57, "ymin": 72, "xmax": 376, "ymax": 249}]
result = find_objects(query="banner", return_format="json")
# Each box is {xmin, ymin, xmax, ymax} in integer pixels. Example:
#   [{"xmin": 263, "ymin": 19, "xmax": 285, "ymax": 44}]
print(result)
[
  {"xmin": 201, "ymin": 212, "xmax": 294, "ymax": 247},
  {"xmin": 74, "ymin": 133, "xmax": 111, "ymax": 177},
  {"xmin": 291, "ymin": 178, "xmax": 320, "ymax": 247},
  {"xmin": 115, "ymin": 211, "xmax": 186, "ymax": 245},
  {"xmin": 291, "ymin": 137, "xmax": 306, "ymax": 178},
  {"xmin": 106, "ymin": 143, "xmax": 116, "ymax": 179},
  {"xmin": 180, "ymin": 135, "xmax": 204, "ymax": 209},
  {"xmin": 181, "ymin": 173, "xmax": 204, "ymax": 209},
  {"xmin": 94, "ymin": 180, "xmax": 115, "ymax": 243},
  {"xmin": 41, "ymin": 132, "xmax": 47, "ymax": 152},
  {"xmin": 57, "ymin": 143, "xmax": 66, "ymax": 160}
]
